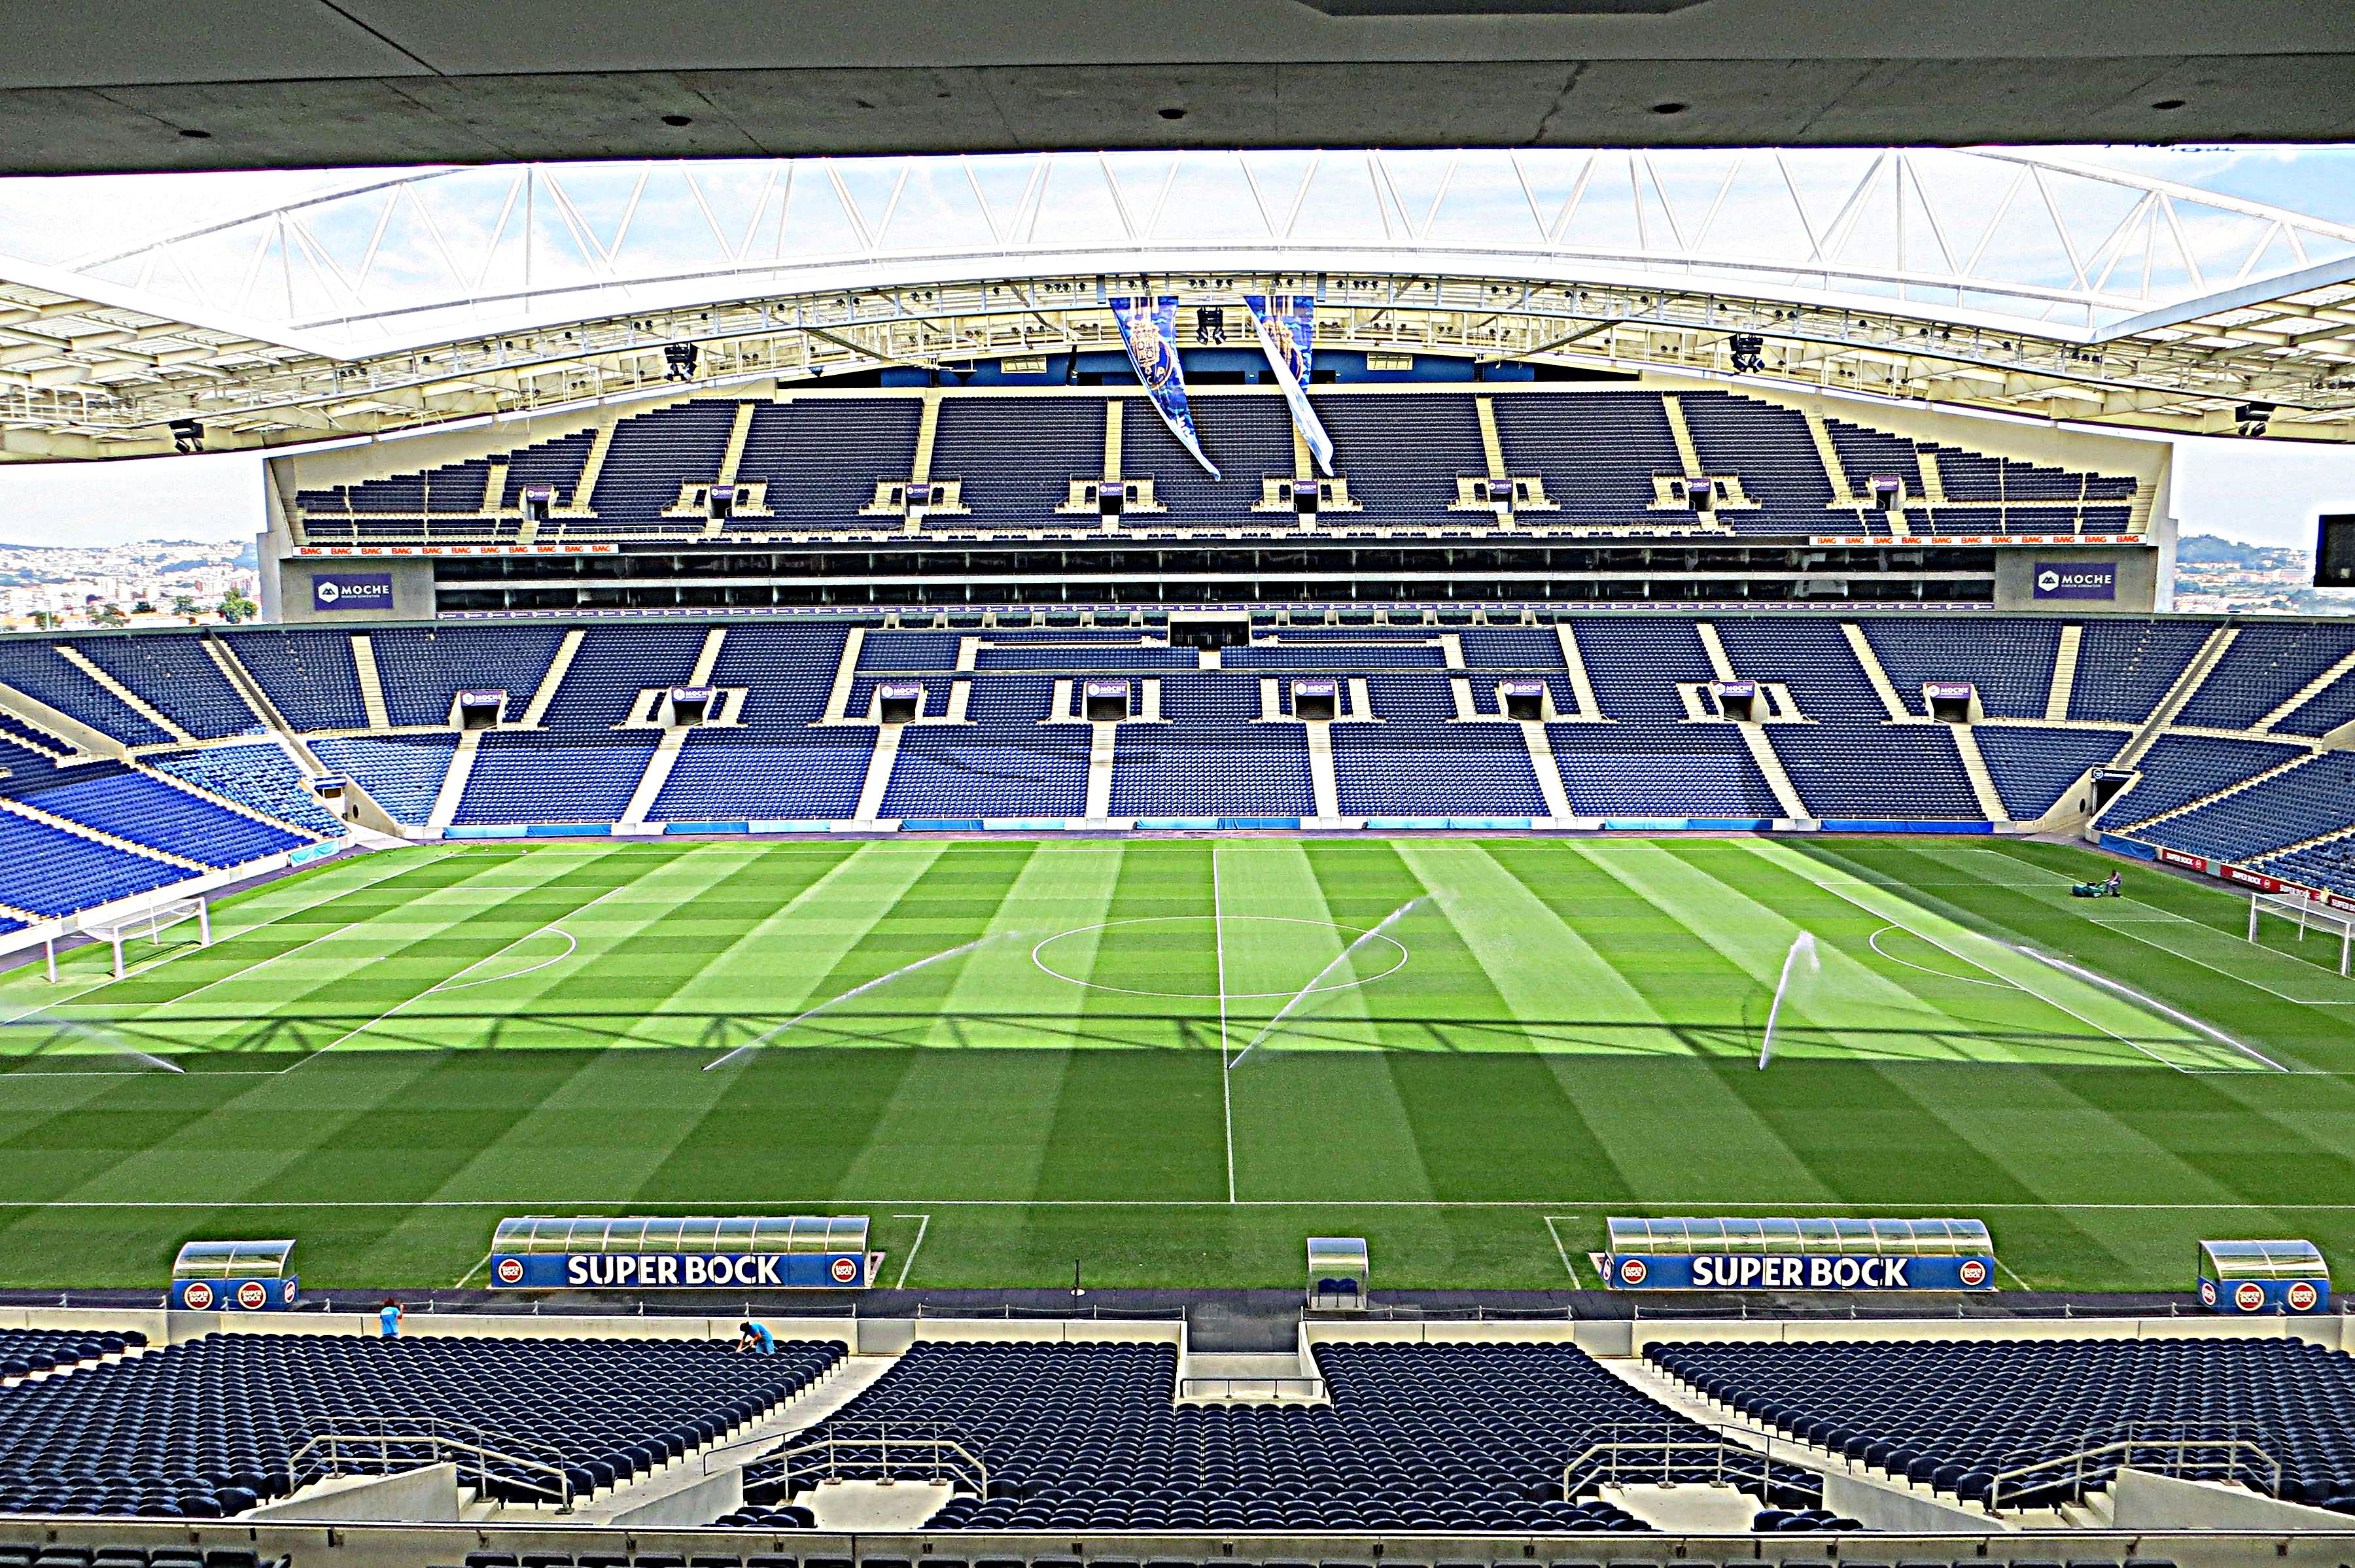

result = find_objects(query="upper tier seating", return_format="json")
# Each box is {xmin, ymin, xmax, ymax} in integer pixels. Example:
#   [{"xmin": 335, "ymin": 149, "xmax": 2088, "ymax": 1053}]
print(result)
[
  {"xmin": 2176, "ymin": 623, "xmax": 2355, "ymax": 732},
  {"xmin": 2106, "ymin": 735, "xmax": 2311, "ymax": 828},
  {"xmin": 930, "ymin": 399, "xmax": 1100, "ymax": 527},
  {"xmin": 220, "ymin": 631, "xmax": 369, "ymax": 733},
  {"xmin": 1678, "ymin": 393, "xmax": 1840, "ymax": 534},
  {"xmin": 367, "ymin": 627, "xmax": 568, "ymax": 728},
  {"xmin": 1121, "ymin": 394, "xmax": 1295, "ymax": 524},
  {"xmin": 733, "ymin": 1340, "xmax": 1813, "ymax": 1533},
  {"xmin": 1974, "ymin": 727, "xmax": 2125, "ymax": 820},
  {"xmin": 1860, "ymin": 619, "xmax": 2060, "ymax": 720},
  {"xmin": 1488, "ymin": 392, "xmax": 1679, "ymax": 527},
  {"xmin": 0, "ymin": 1333, "xmax": 840, "ymax": 1517},
  {"xmin": 576, "ymin": 399, "xmax": 740, "ymax": 536},
  {"xmin": 0, "ymin": 642, "xmax": 178, "ymax": 748},
  {"xmin": 67, "ymin": 637, "xmax": 260, "ymax": 740},
  {"xmin": 2067, "ymin": 621, "xmax": 2211, "ymax": 724},
  {"xmin": 1312, "ymin": 394, "xmax": 1485, "ymax": 529},
  {"xmin": 290, "ymin": 389, "xmax": 2145, "ymax": 547},
  {"xmin": 734, "ymin": 399, "xmax": 923, "ymax": 532},
  {"xmin": 1770, "ymin": 725, "xmax": 1982, "ymax": 819},
  {"xmin": 1647, "ymin": 1336, "xmax": 2355, "ymax": 1512}
]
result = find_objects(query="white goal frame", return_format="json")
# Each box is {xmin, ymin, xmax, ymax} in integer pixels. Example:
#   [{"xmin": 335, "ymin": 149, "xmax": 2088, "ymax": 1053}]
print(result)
[
  {"xmin": 2250, "ymin": 892, "xmax": 2354, "ymax": 979},
  {"xmin": 73, "ymin": 897, "xmax": 212, "ymax": 980}
]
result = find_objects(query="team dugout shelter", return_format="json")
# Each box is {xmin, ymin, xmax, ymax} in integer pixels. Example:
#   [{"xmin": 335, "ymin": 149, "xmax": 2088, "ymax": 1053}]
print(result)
[
  {"xmin": 488, "ymin": 1215, "xmax": 874, "ymax": 1290},
  {"xmin": 2199, "ymin": 1240, "xmax": 2331, "ymax": 1315},
  {"xmin": 1605, "ymin": 1216, "xmax": 1997, "ymax": 1292},
  {"xmin": 169, "ymin": 1239, "xmax": 298, "ymax": 1312}
]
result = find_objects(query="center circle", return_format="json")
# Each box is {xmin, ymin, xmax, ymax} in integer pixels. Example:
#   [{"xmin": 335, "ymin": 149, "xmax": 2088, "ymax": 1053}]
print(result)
[{"xmin": 1031, "ymin": 915, "xmax": 1408, "ymax": 999}]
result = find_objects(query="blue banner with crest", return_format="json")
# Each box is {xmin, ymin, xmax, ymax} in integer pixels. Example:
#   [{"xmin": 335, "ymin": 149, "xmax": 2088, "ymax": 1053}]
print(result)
[
  {"xmin": 1109, "ymin": 296, "xmax": 1219, "ymax": 478},
  {"xmin": 1244, "ymin": 293, "xmax": 1333, "ymax": 476}
]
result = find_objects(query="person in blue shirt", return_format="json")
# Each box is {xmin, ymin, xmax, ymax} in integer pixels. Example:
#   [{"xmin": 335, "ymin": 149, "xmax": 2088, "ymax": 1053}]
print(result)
[
  {"xmin": 378, "ymin": 1298, "xmax": 404, "ymax": 1338},
  {"xmin": 736, "ymin": 1319, "xmax": 775, "ymax": 1355}
]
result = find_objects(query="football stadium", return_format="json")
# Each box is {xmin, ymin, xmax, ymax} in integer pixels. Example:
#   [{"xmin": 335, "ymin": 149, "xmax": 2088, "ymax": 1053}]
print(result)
[{"xmin": 3, "ymin": 5, "xmax": 2355, "ymax": 1562}]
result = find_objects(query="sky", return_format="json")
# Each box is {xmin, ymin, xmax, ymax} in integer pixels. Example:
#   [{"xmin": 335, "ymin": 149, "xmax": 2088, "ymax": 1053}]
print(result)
[
  {"xmin": 0, "ymin": 424, "xmax": 2344, "ymax": 554},
  {"xmin": 0, "ymin": 141, "xmax": 2348, "ymax": 554}
]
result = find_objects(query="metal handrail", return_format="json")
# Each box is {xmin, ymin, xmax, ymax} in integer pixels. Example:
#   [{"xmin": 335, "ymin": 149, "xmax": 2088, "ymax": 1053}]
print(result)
[
  {"xmin": 1177, "ymin": 1376, "xmax": 1326, "ymax": 1401},
  {"xmin": 1558, "ymin": 1437, "xmax": 1787, "ymax": 1500},
  {"xmin": 761, "ymin": 1429, "xmax": 988, "ymax": 1497},
  {"xmin": 1988, "ymin": 1435, "xmax": 2280, "ymax": 1514},
  {"xmin": 289, "ymin": 1416, "xmax": 575, "ymax": 1510}
]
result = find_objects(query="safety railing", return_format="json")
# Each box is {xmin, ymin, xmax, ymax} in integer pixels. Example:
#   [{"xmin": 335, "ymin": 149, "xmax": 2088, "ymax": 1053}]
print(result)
[
  {"xmin": 288, "ymin": 1416, "xmax": 574, "ymax": 1510},
  {"xmin": 1554, "ymin": 1420, "xmax": 1801, "ymax": 1502},
  {"xmin": 746, "ymin": 1420, "xmax": 988, "ymax": 1497},
  {"xmin": 1176, "ymin": 1376, "xmax": 1327, "ymax": 1401},
  {"xmin": 1987, "ymin": 1425, "xmax": 2280, "ymax": 1514}
]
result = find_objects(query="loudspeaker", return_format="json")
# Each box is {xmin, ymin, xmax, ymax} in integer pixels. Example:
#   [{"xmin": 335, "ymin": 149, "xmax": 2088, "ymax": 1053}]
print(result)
[{"xmin": 2319, "ymin": 515, "xmax": 2355, "ymax": 587}]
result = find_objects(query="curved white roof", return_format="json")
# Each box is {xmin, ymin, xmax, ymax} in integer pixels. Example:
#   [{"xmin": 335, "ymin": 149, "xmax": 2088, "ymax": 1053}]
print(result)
[{"xmin": 18, "ymin": 147, "xmax": 2355, "ymax": 358}]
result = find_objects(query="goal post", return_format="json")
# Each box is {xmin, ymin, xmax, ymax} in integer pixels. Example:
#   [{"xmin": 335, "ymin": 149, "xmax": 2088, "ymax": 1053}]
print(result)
[
  {"xmin": 77, "ymin": 897, "xmax": 212, "ymax": 979},
  {"xmin": 2249, "ymin": 892, "xmax": 2354, "ymax": 979}
]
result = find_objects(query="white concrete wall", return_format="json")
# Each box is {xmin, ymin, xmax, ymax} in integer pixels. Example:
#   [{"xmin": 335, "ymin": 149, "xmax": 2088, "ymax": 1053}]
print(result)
[
  {"xmin": 247, "ymin": 1464, "xmax": 461, "ymax": 1524},
  {"xmin": 1823, "ymin": 1471, "xmax": 2007, "ymax": 1533},
  {"xmin": 2113, "ymin": 1469, "xmax": 2354, "ymax": 1532}
]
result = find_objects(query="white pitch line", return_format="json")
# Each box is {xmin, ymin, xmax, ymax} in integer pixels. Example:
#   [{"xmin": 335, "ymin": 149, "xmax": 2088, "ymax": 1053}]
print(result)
[
  {"xmin": 283, "ymin": 881, "xmax": 630, "ymax": 1069},
  {"xmin": 1798, "ymin": 868, "xmax": 2205, "ymax": 1075},
  {"xmin": 0, "ymin": 846, "xmax": 461, "ymax": 1027},
  {"xmin": 893, "ymin": 1212, "xmax": 932, "ymax": 1289},
  {"xmin": 1996, "ymin": 1256, "xmax": 2036, "ymax": 1291},
  {"xmin": 1213, "ymin": 841, "xmax": 1235, "ymax": 1206},
  {"xmin": 429, "ymin": 929, "xmax": 577, "ymax": 993},
  {"xmin": 1541, "ymin": 1215, "xmax": 1583, "ymax": 1287},
  {"xmin": 24, "ymin": 1197, "xmax": 2355, "ymax": 1211},
  {"xmin": 1866, "ymin": 923, "xmax": 2016, "ymax": 989}
]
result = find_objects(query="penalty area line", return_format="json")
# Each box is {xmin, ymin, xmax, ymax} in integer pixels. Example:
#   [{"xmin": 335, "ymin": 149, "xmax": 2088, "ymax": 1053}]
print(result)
[
  {"xmin": 277, "ymin": 880, "xmax": 628, "ymax": 1071},
  {"xmin": 1541, "ymin": 1215, "xmax": 1583, "ymax": 1287},
  {"xmin": 0, "ymin": 845, "xmax": 466, "ymax": 1029},
  {"xmin": 893, "ymin": 1213, "xmax": 932, "ymax": 1289},
  {"xmin": 22, "ymin": 1197, "xmax": 2355, "ymax": 1211}
]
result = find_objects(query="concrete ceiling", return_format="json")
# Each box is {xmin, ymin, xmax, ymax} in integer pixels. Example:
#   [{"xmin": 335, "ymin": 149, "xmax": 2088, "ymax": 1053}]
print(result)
[{"xmin": 7, "ymin": 0, "xmax": 2355, "ymax": 175}]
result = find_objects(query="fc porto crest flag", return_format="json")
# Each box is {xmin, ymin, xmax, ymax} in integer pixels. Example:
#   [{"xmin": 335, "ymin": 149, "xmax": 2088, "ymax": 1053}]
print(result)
[
  {"xmin": 1244, "ymin": 293, "xmax": 1333, "ymax": 476},
  {"xmin": 1109, "ymin": 296, "xmax": 1219, "ymax": 478}
]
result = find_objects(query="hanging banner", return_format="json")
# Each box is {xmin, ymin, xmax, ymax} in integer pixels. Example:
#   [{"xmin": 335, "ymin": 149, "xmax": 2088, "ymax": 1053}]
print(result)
[
  {"xmin": 1244, "ymin": 293, "xmax": 1333, "ymax": 476},
  {"xmin": 1109, "ymin": 296, "xmax": 1219, "ymax": 478}
]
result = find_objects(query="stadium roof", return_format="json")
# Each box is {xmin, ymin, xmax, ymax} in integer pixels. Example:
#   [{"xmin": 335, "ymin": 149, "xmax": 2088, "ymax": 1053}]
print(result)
[
  {"xmin": 4, "ymin": 146, "xmax": 2354, "ymax": 459},
  {"xmin": 10, "ymin": 0, "xmax": 2354, "ymax": 172}
]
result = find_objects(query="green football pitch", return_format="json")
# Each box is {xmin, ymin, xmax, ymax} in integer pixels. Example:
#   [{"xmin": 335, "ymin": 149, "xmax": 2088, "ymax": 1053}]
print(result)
[{"xmin": 3, "ymin": 834, "xmax": 2352, "ymax": 1295}]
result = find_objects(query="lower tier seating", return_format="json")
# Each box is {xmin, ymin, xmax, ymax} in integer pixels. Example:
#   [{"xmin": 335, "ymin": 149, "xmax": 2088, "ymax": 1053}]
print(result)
[
  {"xmin": 0, "ymin": 1333, "xmax": 841, "ymax": 1518},
  {"xmin": 735, "ymin": 1340, "xmax": 1817, "ymax": 1533},
  {"xmin": 1647, "ymin": 1336, "xmax": 2355, "ymax": 1512}
]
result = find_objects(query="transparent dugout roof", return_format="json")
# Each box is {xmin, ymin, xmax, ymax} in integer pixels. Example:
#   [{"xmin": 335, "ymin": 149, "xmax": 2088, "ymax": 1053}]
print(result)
[
  {"xmin": 171, "ymin": 1240, "xmax": 296, "ymax": 1278},
  {"xmin": 492, "ymin": 1215, "xmax": 869, "ymax": 1254},
  {"xmin": 1607, "ymin": 1217, "xmax": 1993, "ymax": 1257},
  {"xmin": 2199, "ymin": 1240, "xmax": 2328, "ymax": 1280}
]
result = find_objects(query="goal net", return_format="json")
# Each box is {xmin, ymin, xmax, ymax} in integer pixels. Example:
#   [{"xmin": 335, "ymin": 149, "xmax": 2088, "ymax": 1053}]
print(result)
[
  {"xmin": 78, "ymin": 896, "xmax": 211, "ymax": 978},
  {"xmin": 2249, "ymin": 892, "xmax": 2354, "ymax": 978}
]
